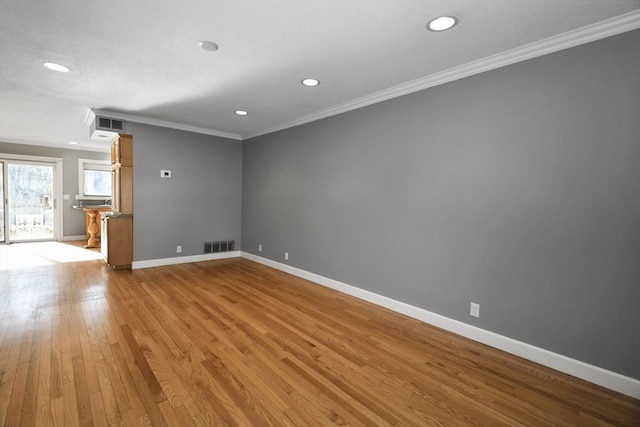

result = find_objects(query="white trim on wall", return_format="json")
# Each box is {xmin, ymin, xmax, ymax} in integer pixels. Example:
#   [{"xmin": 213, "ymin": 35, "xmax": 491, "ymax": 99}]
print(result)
[
  {"xmin": 240, "ymin": 251, "xmax": 640, "ymax": 399},
  {"xmin": 244, "ymin": 10, "xmax": 640, "ymax": 139},
  {"xmin": 131, "ymin": 251, "xmax": 241, "ymax": 269},
  {"xmin": 90, "ymin": 109, "xmax": 243, "ymax": 141},
  {"xmin": 63, "ymin": 235, "xmax": 88, "ymax": 241},
  {"xmin": 69, "ymin": 11, "xmax": 640, "ymax": 142},
  {"xmin": 77, "ymin": 158, "xmax": 112, "ymax": 200},
  {"xmin": 0, "ymin": 152, "xmax": 64, "ymax": 242},
  {"xmin": 1, "ymin": 137, "xmax": 109, "ymax": 153}
]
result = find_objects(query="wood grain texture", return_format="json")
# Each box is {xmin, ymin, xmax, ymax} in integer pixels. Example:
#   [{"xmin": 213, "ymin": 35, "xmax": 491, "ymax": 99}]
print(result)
[{"xmin": 1, "ymin": 246, "xmax": 638, "ymax": 426}]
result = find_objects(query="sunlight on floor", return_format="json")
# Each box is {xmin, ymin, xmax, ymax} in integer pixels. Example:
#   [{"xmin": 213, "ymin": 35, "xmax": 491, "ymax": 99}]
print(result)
[{"xmin": 0, "ymin": 241, "xmax": 103, "ymax": 270}]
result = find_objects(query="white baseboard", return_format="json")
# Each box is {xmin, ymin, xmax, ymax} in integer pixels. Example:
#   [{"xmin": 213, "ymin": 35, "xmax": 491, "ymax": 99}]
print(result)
[
  {"xmin": 241, "ymin": 251, "xmax": 640, "ymax": 399},
  {"xmin": 132, "ymin": 251, "xmax": 241, "ymax": 269},
  {"xmin": 63, "ymin": 235, "xmax": 87, "ymax": 241}
]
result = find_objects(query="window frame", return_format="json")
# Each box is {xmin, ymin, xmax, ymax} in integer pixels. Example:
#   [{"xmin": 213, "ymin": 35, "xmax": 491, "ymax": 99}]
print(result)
[{"xmin": 78, "ymin": 159, "xmax": 112, "ymax": 200}]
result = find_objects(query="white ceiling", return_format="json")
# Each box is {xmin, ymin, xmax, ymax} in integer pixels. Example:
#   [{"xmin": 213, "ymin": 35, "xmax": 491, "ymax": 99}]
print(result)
[{"xmin": 1, "ymin": 1, "xmax": 638, "ymax": 152}]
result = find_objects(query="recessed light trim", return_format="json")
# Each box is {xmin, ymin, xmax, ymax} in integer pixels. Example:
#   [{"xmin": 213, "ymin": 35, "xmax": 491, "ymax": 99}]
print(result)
[
  {"xmin": 199, "ymin": 40, "xmax": 219, "ymax": 52},
  {"xmin": 301, "ymin": 78, "xmax": 320, "ymax": 87},
  {"xmin": 68, "ymin": 141, "xmax": 78, "ymax": 145},
  {"xmin": 44, "ymin": 62, "xmax": 70, "ymax": 72},
  {"xmin": 234, "ymin": 110, "xmax": 248, "ymax": 116},
  {"xmin": 427, "ymin": 16, "xmax": 458, "ymax": 32}
]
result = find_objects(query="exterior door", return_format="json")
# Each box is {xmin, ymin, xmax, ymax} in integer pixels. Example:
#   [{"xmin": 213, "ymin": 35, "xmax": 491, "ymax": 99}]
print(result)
[
  {"xmin": 0, "ymin": 161, "xmax": 4, "ymax": 242},
  {"xmin": 2, "ymin": 160, "xmax": 57, "ymax": 242}
]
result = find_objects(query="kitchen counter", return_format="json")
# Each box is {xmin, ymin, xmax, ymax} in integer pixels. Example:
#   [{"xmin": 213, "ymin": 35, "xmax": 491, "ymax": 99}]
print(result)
[{"xmin": 72, "ymin": 204, "xmax": 112, "ymax": 210}]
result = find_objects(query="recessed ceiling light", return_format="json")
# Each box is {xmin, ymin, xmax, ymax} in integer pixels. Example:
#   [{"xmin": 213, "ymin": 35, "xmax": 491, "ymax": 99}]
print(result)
[
  {"xmin": 235, "ymin": 110, "xmax": 248, "ymax": 116},
  {"xmin": 68, "ymin": 141, "xmax": 78, "ymax": 145},
  {"xmin": 199, "ymin": 40, "xmax": 219, "ymax": 52},
  {"xmin": 301, "ymin": 78, "xmax": 320, "ymax": 87},
  {"xmin": 427, "ymin": 16, "xmax": 458, "ymax": 32},
  {"xmin": 44, "ymin": 62, "xmax": 70, "ymax": 72}
]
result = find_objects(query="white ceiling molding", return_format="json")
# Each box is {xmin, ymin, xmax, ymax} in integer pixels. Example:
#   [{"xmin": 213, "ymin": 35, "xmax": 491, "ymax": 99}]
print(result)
[
  {"xmin": 90, "ymin": 109, "xmax": 243, "ymax": 141},
  {"xmin": 243, "ymin": 9, "xmax": 640, "ymax": 140},
  {"xmin": 79, "ymin": 10, "xmax": 639, "ymax": 142},
  {"xmin": 2, "ymin": 2, "xmax": 638, "ymax": 148},
  {"xmin": 0, "ymin": 136, "xmax": 108, "ymax": 153}
]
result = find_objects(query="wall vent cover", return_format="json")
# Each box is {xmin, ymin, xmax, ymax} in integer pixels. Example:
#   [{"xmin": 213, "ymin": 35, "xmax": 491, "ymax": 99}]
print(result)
[
  {"xmin": 96, "ymin": 116, "xmax": 125, "ymax": 132},
  {"xmin": 204, "ymin": 240, "xmax": 235, "ymax": 254}
]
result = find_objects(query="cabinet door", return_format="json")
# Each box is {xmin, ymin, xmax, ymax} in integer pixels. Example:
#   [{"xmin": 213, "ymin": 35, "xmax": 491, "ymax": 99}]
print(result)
[
  {"xmin": 111, "ymin": 139, "xmax": 119, "ymax": 165},
  {"xmin": 105, "ymin": 216, "xmax": 132, "ymax": 268},
  {"xmin": 122, "ymin": 135, "xmax": 133, "ymax": 167},
  {"xmin": 112, "ymin": 167, "xmax": 121, "ymax": 213},
  {"xmin": 110, "ymin": 135, "xmax": 132, "ymax": 166},
  {"xmin": 118, "ymin": 166, "xmax": 133, "ymax": 214}
]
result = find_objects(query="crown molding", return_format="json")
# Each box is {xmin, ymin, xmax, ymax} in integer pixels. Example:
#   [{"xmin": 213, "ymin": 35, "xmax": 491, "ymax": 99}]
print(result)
[
  {"xmin": 243, "ymin": 10, "xmax": 640, "ymax": 140},
  {"xmin": 0, "ymin": 136, "xmax": 109, "ymax": 153},
  {"xmin": 90, "ymin": 109, "xmax": 243, "ymax": 141},
  {"xmin": 83, "ymin": 11, "xmax": 639, "ymax": 142}
]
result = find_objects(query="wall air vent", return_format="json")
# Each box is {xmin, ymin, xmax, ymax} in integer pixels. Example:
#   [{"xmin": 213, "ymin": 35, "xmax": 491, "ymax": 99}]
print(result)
[
  {"xmin": 96, "ymin": 116, "xmax": 125, "ymax": 132},
  {"xmin": 204, "ymin": 240, "xmax": 235, "ymax": 254},
  {"xmin": 89, "ymin": 115, "xmax": 123, "ymax": 142}
]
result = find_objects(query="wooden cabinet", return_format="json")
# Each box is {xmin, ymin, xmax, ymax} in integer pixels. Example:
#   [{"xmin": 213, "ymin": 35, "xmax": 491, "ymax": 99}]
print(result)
[
  {"xmin": 104, "ymin": 134, "xmax": 134, "ymax": 269},
  {"xmin": 111, "ymin": 166, "xmax": 133, "ymax": 214},
  {"xmin": 111, "ymin": 134, "xmax": 133, "ymax": 214},
  {"xmin": 111, "ymin": 134, "xmax": 133, "ymax": 167},
  {"xmin": 101, "ymin": 215, "xmax": 133, "ymax": 269},
  {"xmin": 112, "ymin": 167, "xmax": 120, "ymax": 212}
]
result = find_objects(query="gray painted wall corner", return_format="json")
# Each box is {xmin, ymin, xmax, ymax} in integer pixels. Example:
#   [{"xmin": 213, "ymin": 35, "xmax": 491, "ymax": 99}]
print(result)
[
  {"xmin": 241, "ymin": 30, "xmax": 640, "ymax": 379},
  {"xmin": 129, "ymin": 123, "xmax": 242, "ymax": 262}
]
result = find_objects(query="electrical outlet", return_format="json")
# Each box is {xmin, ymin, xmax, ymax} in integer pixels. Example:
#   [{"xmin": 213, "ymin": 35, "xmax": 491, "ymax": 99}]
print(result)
[
  {"xmin": 176, "ymin": 245, "xmax": 182, "ymax": 254},
  {"xmin": 161, "ymin": 170, "xmax": 172, "ymax": 178},
  {"xmin": 258, "ymin": 244, "xmax": 262, "ymax": 252},
  {"xmin": 284, "ymin": 252, "xmax": 289, "ymax": 261},
  {"xmin": 470, "ymin": 302, "xmax": 480, "ymax": 318}
]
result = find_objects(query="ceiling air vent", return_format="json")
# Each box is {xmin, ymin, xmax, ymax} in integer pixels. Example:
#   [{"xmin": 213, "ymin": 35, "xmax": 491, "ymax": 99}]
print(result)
[
  {"xmin": 96, "ymin": 116, "xmax": 125, "ymax": 132},
  {"xmin": 89, "ymin": 115, "xmax": 123, "ymax": 142}
]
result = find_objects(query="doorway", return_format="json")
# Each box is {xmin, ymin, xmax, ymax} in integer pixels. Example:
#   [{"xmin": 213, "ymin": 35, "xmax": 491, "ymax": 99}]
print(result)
[{"xmin": 1, "ymin": 156, "xmax": 62, "ymax": 243}]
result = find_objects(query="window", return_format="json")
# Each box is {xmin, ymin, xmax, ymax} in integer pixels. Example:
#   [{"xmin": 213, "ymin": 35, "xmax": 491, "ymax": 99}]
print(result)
[{"xmin": 78, "ymin": 159, "xmax": 111, "ymax": 199}]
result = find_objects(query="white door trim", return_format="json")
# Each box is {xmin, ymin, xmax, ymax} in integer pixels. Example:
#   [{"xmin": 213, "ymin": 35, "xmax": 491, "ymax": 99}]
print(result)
[{"xmin": 0, "ymin": 153, "xmax": 64, "ymax": 242}]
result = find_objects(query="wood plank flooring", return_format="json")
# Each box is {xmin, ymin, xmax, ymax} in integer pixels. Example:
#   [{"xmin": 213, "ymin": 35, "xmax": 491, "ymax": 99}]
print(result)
[{"xmin": 1, "ymin": 245, "xmax": 639, "ymax": 426}]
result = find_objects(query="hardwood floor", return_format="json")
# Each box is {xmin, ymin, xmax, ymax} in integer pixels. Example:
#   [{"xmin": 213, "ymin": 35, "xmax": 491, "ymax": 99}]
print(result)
[{"xmin": 1, "ymin": 246, "xmax": 638, "ymax": 426}]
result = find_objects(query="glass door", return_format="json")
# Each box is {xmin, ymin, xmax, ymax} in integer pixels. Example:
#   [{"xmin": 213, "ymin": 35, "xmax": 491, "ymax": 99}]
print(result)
[
  {"xmin": 0, "ymin": 161, "xmax": 4, "ymax": 242},
  {"xmin": 3, "ymin": 161, "xmax": 56, "ymax": 242}
]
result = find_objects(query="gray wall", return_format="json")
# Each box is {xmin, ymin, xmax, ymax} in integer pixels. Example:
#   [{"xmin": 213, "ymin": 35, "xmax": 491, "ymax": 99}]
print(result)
[
  {"xmin": 127, "ymin": 123, "xmax": 242, "ymax": 262},
  {"xmin": 0, "ymin": 142, "xmax": 110, "ymax": 237},
  {"xmin": 242, "ymin": 30, "xmax": 640, "ymax": 379}
]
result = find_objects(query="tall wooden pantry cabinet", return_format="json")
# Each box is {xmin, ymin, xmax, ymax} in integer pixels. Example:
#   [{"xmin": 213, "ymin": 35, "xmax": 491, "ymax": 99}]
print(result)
[{"xmin": 101, "ymin": 134, "xmax": 133, "ymax": 269}]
